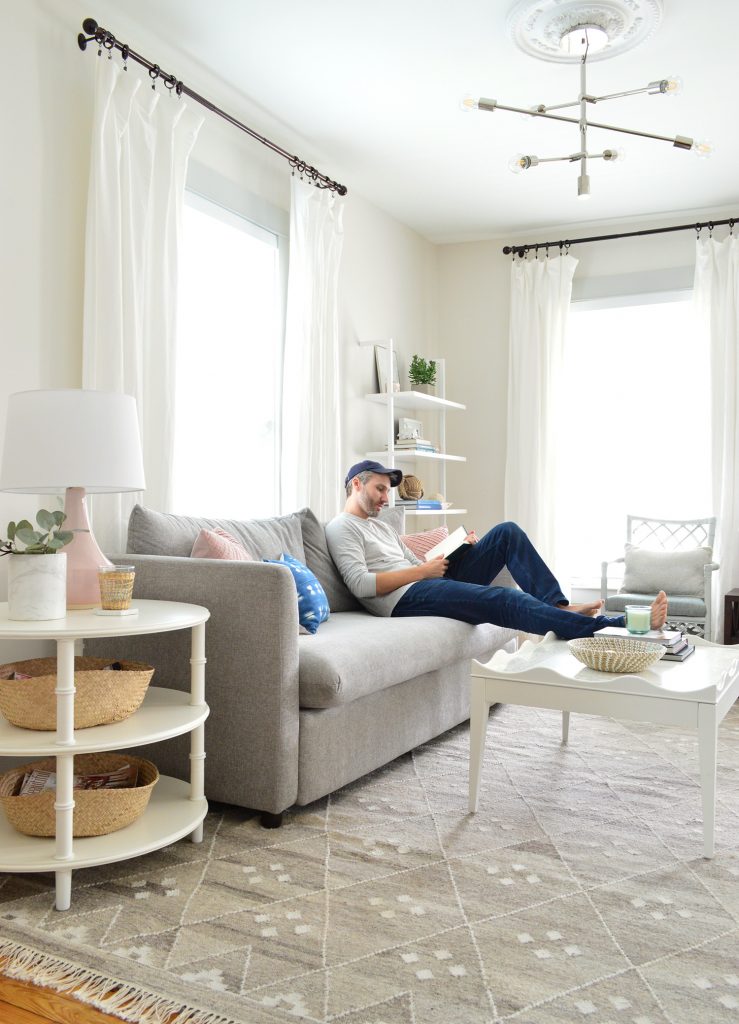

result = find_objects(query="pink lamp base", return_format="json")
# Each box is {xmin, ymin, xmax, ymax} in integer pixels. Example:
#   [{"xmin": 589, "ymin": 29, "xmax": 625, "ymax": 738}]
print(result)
[{"xmin": 64, "ymin": 487, "xmax": 113, "ymax": 609}]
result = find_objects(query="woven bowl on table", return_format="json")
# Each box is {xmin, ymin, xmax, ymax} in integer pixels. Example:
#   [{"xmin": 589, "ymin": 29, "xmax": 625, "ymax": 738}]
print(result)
[
  {"xmin": 0, "ymin": 752, "xmax": 158, "ymax": 837},
  {"xmin": 0, "ymin": 657, "xmax": 154, "ymax": 731},
  {"xmin": 567, "ymin": 637, "xmax": 665, "ymax": 674}
]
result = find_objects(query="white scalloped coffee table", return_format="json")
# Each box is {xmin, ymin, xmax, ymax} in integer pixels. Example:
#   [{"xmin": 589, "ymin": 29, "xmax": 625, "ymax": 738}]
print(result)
[{"xmin": 469, "ymin": 632, "xmax": 739, "ymax": 858}]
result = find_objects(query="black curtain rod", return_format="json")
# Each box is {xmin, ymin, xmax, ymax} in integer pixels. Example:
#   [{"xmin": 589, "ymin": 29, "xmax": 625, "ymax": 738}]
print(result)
[
  {"xmin": 77, "ymin": 17, "xmax": 348, "ymax": 196},
  {"xmin": 502, "ymin": 216, "xmax": 738, "ymax": 257}
]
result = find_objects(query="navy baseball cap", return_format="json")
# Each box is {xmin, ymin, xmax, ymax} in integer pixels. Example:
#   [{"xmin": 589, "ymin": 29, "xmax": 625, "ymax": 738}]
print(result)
[{"xmin": 345, "ymin": 460, "xmax": 403, "ymax": 488}]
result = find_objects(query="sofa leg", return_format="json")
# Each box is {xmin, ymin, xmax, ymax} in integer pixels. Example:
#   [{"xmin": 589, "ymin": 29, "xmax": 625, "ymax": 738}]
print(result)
[{"xmin": 260, "ymin": 811, "xmax": 283, "ymax": 829}]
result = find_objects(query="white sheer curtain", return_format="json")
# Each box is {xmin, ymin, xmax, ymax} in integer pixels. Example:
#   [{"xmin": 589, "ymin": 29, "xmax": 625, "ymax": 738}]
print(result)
[
  {"xmin": 280, "ymin": 178, "xmax": 345, "ymax": 520},
  {"xmin": 82, "ymin": 57, "xmax": 203, "ymax": 553},
  {"xmin": 695, "ymin": 234, "xmax": 739, "ymax": 640},
  {"xmin": 504, "ymin": 254, "xmax": 578, "ymax": 578}
]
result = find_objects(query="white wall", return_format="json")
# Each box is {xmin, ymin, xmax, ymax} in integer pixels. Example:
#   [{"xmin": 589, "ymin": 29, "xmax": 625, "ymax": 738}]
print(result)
[{"xmin": 436, "ymin": 204, "xmax": 739, "ymax": 536}]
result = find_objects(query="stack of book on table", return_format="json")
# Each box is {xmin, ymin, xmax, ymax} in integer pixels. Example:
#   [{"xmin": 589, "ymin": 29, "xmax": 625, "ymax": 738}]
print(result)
[{"xmin": 594, "ymin": 626, "xmax": 695, "ymax": 662}]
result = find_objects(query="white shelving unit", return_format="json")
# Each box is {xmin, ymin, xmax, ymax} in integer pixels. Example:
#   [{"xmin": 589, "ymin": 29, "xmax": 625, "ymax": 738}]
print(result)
[
  {"xmin": 364, "ymin": 339, "xmax": 467, "ymax": 518},
  {"xmin": 0, "ymin": 599, "xmax": 210, "ymax": 911}
]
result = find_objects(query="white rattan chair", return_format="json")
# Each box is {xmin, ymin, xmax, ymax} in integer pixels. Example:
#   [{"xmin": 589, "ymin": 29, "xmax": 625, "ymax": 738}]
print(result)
[{"xmin": 600, "ymin": 515, "xmax": 719, "ymax": 638}]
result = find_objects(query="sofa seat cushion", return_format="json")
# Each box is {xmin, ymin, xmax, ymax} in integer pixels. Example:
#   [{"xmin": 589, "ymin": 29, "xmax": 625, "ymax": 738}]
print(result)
[{"xmin": 298, "ymin": 611, "xmax": 516, "ymax": 709}]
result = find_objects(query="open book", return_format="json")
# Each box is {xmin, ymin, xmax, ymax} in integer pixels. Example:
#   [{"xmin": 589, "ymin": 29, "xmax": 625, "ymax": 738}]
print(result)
[{"xmin": 424, "ymin": 525, "xmax": 470, "ymax": 562}]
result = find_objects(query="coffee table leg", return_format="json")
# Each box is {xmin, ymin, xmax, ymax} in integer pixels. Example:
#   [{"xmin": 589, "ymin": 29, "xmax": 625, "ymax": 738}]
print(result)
[
  {"xmin": 697, "ymin": 704, "xmax": 718, "ymax": 859},
  {"xmin": 562, "ymin": 711, "xmax": 570, "ymax": 744},
  {"xmin": 469, "ymin": 676, "xmax": 490, "ymax": 813}
]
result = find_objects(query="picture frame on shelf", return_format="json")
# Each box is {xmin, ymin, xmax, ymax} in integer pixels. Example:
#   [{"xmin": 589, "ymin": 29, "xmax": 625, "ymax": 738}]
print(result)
[
  {"xmin": 375, "ymin": 345, "xmax": 400, "ymax": 394},
  {"xmin": 398, "ymin": 417, "xmax": 423, "ymax": 440}
]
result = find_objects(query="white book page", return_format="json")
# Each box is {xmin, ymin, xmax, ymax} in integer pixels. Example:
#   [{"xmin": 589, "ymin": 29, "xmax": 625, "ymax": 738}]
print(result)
[{"xmin": 424, "ymin": 525, "xmax": 469, "ymax": 562}]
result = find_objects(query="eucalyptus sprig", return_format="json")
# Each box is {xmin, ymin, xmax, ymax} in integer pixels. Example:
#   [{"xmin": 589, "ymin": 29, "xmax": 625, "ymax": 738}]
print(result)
[{"xmin": 0, "ymin": 510, "xmax": 74, "ymax": 556}]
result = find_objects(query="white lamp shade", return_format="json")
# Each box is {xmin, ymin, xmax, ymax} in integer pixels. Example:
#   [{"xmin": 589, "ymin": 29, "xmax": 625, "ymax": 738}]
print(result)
[{"xmin": 0, "ymin": 389, "xmax": 146, "ymax": 494}]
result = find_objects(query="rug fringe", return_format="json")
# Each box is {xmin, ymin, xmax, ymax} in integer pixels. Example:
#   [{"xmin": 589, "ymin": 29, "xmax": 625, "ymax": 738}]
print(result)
[{"xmin": 0, "ymin": 939, "xmax": 238, "ymax": 1024}]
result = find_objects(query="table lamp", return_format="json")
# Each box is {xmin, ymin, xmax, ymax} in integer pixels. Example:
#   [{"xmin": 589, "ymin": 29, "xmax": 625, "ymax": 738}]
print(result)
[{"xmin": 0, "ymin": 389, "xmax": 146, "ymax": 608}]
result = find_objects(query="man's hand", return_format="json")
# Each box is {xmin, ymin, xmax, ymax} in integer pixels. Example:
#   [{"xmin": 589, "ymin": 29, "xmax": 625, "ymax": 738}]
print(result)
[
  {"xmin": 465, "ymin": 531, "xmax": 478, "ymax": 545},
  {"xmin": 418, "ymin": 555, "xmax": 448, "ymax": 578}
]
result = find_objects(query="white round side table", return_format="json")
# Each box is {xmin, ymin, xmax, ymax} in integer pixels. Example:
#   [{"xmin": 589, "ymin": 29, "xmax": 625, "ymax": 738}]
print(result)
[{"xmin": 0, "ymin": 599, "xmax": 209, "ymax": 911}]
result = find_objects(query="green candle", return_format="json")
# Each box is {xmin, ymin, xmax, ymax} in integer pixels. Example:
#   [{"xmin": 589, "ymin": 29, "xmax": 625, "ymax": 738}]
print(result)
[{"xmin": 626, "ymin": 605, "xmax": 651, "ymax": 634}]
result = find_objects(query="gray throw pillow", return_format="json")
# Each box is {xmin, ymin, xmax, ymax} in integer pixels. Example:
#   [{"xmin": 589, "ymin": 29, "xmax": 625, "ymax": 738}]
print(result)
[{"xmin": 622, "ymin": 543, "xmax": 711, "ymax": 595}]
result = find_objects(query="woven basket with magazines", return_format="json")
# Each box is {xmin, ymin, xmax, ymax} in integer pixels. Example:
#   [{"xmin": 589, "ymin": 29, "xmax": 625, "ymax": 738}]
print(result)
[
  {"xmin": 568, "ymin": 637, "xmax": 665, "ymax": 674},
  {"xmin": 0, "ymin": 657, "xmax": 154, "ymax": 731},
  {"xmin": 0, "ymin": 752, "xmax": 158, "ymax": 837}
]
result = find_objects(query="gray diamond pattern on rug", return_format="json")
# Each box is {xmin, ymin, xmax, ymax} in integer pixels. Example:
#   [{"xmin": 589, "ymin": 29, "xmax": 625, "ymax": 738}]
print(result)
[{"xmin": 1, "ymin": 702, "xmax": 738, "ymax": 1024}]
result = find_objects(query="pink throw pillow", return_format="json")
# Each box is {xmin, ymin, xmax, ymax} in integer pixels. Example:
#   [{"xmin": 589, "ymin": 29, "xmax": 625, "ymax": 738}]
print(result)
[
  {"xmin": 190, "ymin": 528, "xmax": 253, "ymax": 561},
  {"xmin": 401, "ymin": 526, "xmax": 449, "ymax": 560}
]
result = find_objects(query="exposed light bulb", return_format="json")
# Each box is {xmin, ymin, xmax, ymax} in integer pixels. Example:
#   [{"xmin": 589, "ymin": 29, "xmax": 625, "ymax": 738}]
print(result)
[
  {"xmin": 692, "ymin": 139, "xmax": 713, "ymax": 158},
  {"xmin": 460, "ymin": 95, "xmax": 479, "ymax": 112},
  {"xmin": 602, "ymin": 147, "xmax": 625, "ymax": 162},
  {"xmin": 662, "ymin": 75, "xmax": 683, "ymax": 96},
  {"xmin": 508, "ymin": 154, "xmax": 538, "ymax": 173}
]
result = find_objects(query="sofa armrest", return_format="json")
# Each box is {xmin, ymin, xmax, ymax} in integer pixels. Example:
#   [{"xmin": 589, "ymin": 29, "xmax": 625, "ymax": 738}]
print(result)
[{"xmin": 85, "ymin": 554, "xmax": 301, "ymax": 815}]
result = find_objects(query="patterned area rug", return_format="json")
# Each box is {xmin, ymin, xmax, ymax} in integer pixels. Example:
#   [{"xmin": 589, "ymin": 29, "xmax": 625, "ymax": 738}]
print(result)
[{"xmin": 1, "ymin": 703, "xmax": 738, "ymax": 1024}]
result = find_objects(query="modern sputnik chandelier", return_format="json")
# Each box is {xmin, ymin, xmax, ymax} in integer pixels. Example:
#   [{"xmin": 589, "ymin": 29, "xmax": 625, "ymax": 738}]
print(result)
[{"xmin": 462, "ymin": 0, "xmax": 711, "ymax": 198}]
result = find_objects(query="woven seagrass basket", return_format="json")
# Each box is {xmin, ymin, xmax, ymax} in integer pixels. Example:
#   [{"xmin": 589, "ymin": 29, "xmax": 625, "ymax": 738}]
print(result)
[
  {"xmin": 0, "ymin": 657, "xmax": 154, "ymax": 731},
  {"xmin": 0, "ymin": 752, "xmax": 158, "ymax": 837},
  {"xmin": 568, "ymin": 637, "xmax": 665, "ymax": 674}
]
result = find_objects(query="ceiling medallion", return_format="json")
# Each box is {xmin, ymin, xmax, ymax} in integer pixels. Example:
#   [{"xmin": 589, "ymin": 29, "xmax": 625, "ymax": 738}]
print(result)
[{"xmin": 506, "ymin": 0, "xmax": 664, "ymax": 63}]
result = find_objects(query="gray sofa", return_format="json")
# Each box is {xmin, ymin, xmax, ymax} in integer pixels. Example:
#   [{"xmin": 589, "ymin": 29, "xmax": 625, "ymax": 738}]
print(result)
[{"xmin": 86, "ymin": 505, "xmax": 517, "ymax": 826}]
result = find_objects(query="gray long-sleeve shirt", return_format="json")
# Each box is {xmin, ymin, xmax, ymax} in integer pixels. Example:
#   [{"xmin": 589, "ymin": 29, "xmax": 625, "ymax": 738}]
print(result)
[{"xmin": 325, "ymin": 512, "xmax": 422, "ymax": 616}]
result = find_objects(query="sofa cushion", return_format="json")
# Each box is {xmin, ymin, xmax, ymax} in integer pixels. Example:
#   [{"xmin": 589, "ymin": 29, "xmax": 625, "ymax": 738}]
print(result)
[
  {"xmin": 401, "ymin": 526, "xmax": 448, "ymax": 560},
  {"xmin": 264, "ymin": 553, "xmax": 330, "ymax": 634},
  {"xmin": 191, "ymin": 528, "xmax": 253, "ymax": 560},
  {"xmin": 298, "ymin": 508, "xmax": 361, "ymax": 612},
  {"xmin": 127, "ymin": 505, "xmax": 305, "ymax": 562},
  {"xmin": 297, "ymin": 612, "xmax": 516, "ymax": 708}
]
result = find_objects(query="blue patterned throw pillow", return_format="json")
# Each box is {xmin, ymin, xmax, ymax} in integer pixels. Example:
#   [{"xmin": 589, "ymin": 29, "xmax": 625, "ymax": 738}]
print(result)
[{"xmin": 264, "ymin": 552, "xmax": 330, "ymax": 634}]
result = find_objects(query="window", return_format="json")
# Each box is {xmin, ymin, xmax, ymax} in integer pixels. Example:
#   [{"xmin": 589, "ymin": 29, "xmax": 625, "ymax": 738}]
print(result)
[
  {"xmin": 556, "ymin": 293, "xmax": 711, "ymax": 585},
  {"xmin": 172, "ymin": 190, "xmax": 285, "ymax": 519}
]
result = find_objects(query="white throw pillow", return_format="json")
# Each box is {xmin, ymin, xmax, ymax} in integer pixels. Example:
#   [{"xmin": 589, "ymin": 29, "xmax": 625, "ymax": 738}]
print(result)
[{"xmin": 622, "ymin": 544, "xmax": 711, "ymax": 595}]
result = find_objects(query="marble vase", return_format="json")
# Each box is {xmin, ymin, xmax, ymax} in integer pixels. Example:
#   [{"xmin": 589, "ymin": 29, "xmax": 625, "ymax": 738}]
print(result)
[{"xmin": 7, "ymin": 553, "xmax": 67, "ymax": 621}]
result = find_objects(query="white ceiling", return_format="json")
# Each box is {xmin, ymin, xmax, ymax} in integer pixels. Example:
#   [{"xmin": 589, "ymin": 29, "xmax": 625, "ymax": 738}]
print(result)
[{"xmin": 87, "ymin": 0, "xmax": 739, "ymax": 242}]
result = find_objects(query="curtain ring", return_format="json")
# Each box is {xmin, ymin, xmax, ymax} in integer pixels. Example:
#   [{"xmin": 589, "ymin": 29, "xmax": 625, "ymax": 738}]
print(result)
[
  {"xmin": 121, "ymin": 43, "xmax": 129, "ymax": 69},
  {"xmin": 708, "ymin": 221, "xmax": 714, "ymax": 238},
  {"xmin": 695, "ymin": 223, "xmax": 702, "ymax": 237},
  {"xmin": 545, "ymin": 245, "xmax": 550, "ymax": 259},
  {"xmin": 730, "ymin": 220, "xmax": 735, "ymax": 237},
  {"xmin": 149, "ymin": 65, "xmax": 160, "ymax": 90},
  {"xmin": 534, "ymin": 245, "xmax": 539, "ymax": 260}
]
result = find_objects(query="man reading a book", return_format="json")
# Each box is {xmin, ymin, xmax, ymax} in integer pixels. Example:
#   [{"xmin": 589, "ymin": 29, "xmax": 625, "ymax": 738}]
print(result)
[{"xmin": 326, "ymin": 461, "xmax": 668, "ymax": 641}]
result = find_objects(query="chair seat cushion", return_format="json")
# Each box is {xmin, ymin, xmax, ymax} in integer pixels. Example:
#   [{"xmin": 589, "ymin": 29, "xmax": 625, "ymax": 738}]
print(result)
[
  {"xmin": 298, "ymin": 611, "xmax": 515, "ymax": 709},
  {"xmin": 605, "ymin": 592, "xmax": 706, "ymax": 617}
]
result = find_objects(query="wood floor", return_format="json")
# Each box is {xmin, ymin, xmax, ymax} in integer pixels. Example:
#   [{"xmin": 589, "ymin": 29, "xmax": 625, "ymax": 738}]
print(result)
[{"xmin": 0, "ymin": 971, "xmax": 128, "ymax": 1024}]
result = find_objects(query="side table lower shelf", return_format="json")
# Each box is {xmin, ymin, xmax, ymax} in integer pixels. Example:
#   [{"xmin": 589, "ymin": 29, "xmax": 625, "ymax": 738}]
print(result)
[{"xmin": 0, "ymin": 776, "xmax": 207, "ymax": 905}]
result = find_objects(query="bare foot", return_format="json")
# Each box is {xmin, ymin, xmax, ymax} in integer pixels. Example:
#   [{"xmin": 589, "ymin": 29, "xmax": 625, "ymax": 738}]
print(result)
[
  {"xmin": 558, "ymin": 600, "xmax": 603, "ymax": 617},
  {"xmin": 651, "ymin": 590, "xmax": 668, "ymax": 629}
]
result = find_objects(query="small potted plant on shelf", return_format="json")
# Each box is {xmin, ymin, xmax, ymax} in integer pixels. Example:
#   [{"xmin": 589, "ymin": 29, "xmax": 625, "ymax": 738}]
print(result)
[
  {"xmin": 408, "ymin": 355, "xmax": 437, "ymax": 395},
  {"xmin": 1, "ymin": 510, "xmax": 73, "ymax": 621}
]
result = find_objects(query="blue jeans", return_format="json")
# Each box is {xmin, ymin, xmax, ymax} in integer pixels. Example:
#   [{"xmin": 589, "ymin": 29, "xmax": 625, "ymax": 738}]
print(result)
[{"xmin": 392, "ymin": 521, "xmax": 626, "ymax": 640}]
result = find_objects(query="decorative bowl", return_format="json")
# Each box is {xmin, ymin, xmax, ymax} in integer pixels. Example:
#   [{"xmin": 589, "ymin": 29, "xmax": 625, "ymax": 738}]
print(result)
[{"xmin": 567, "ymin": 637, "xmax": 665, "ymax": 674}]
